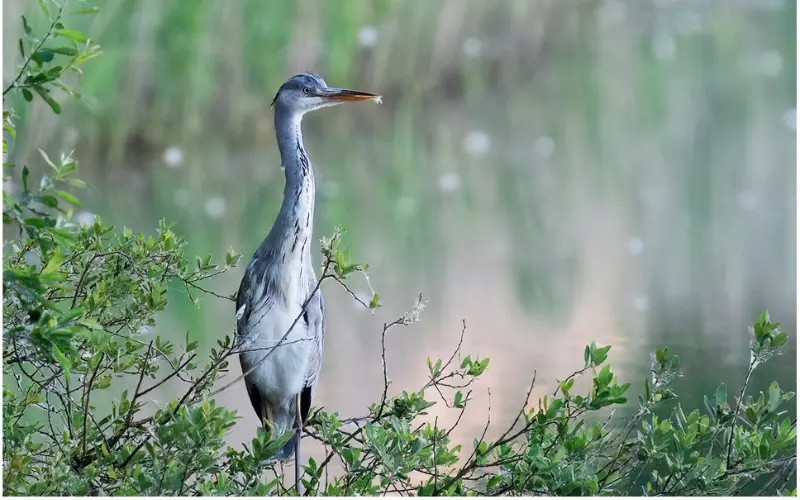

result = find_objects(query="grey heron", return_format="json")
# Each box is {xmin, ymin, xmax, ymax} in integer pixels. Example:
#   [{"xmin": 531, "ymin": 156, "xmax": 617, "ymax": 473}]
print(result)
[{"xmin": 234, "ymin": 73, "xmax": 379, "ymax": 476}]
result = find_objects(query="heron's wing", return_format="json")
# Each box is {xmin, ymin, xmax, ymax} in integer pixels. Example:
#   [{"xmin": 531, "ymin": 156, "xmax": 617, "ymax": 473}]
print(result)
[
  {"xmin": 237, "ymin": 266, "xmax": 263, "ymax": 422},
  {"xmin": 302, "ymin": 275, "xmax": 325, "ymax": 388},
  {"xmin": 235, "ymin": 257, "xmax": 275, "ymax": 339},
  {"xmin": 235, "ymin": 268, "xmax": 252, "ymax": 338},
  {"xmin": 244, "ymin": 377, "xmax": 265, "ymax": 425},
  {"xmin": 236, "ymin": 257, "xmax": 279, "ymax": 424},
  {"xmin": 299, "ymin": 284, "xmax": 323, "ymax": 423}
]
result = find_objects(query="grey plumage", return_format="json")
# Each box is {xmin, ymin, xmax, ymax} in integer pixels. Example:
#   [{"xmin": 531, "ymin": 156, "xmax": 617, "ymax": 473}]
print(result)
[{"xmin": 235, "ymin": 73, "xmax": 378, "ymax": 462}]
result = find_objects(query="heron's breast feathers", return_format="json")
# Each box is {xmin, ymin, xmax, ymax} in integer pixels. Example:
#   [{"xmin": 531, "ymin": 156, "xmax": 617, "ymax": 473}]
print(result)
[{"xmin": 235, "ymin": 261, "xmax": 325, "ymax": 398}]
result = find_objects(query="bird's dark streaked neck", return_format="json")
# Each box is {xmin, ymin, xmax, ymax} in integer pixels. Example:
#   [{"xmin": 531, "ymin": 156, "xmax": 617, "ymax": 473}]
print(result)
[
  {"xmin": 268, "ymin": 107, "xmax": 315, "ymax": 266},
  {"xmin": 274, "ymin": 108, "xmax": 314, "ymax": 186}
]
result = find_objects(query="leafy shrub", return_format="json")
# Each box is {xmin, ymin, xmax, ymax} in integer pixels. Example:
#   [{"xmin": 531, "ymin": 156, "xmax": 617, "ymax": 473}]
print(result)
[{"xmin": 3, "ymin": 4, "xmax": 795, "ymax": 496}]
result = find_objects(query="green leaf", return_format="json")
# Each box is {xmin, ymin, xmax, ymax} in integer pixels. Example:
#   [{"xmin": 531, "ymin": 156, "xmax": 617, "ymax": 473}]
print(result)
[
  {"xmin": 35, "ymin": 49, "xmax": 55, "ymax": 62},
  {"xmin": 50, "ymin": 227, "xmax": 77, "ymax": 241},
  {"xmin": 22, "ymin": 165, "xmax": 30, "ymax": 191},
  {"xmin": 44, "ymin": 46, "xmax": 78, "ymax": 56},
  {"xmin": 21, "ymin": 15, "xmax": 37, "ymax": 42},
  {"xmin": 31, "ymin": 50, "xmax": 44, "ymax": 67},
  {"xmin": 768, "ymin": 382, "xmax": 782, "ymax": 412},
  {"xmin": 52, "ymin": 344, "xmax": 71, "ymax": 379},
  {"xmin": 369, "ymin": 293, "xmax": 380, "ymax": 309},
  {"xmin": 72, "ymin": 7, "xmax": 100, "ymax": 15},
  {"xmin": 42, "ymin": 247, "xmax": 65, "ymax": 274},
  {"xmin": 23, "ymin": 217, "xmax": 46, "ymax": 228},
  {"xmin": 38, "ymin": 194, "xmax": 59, "ymax": 208},
  {"xmin": 38, "ymin": 148, "xmax": 57, "ymax": 169},
  {"xmin": 597, "ymin": 364, "xmax": 612, "ymax": 388},
  {"xmin": 22, "ymin": 89, "xmax": 33, "ymax": 101},
  {"xmin": 547, "ymin": 398, "xmax": 563, "ymax": 418},
  {"xmin": 487, "ymin": 476, "xmax": 503, "ymax": 489},
  {"xmin": 715, "ymin": 383, "xmax": 727, "ymax": 406},
  {"xmin": 95, "ymin": 375, "xmax": 112, "ymax": 389},
  {"xmin": 55, "ymin": 28, "xmax": 89, "ymax": 43},
  {"xmin": 33, "ymin": 86, "xmax": 61, "ymax": 114},
  {"xmin": 38, "ymin": 0, "xmax": 50, "ymax": 18},
  {"xmin": 56, "ymin": 190, "xmax": 82, "ymax": 207},
  {"xmin": 591, "ymin": 345, "xmax": 611, "ymax": 365}
]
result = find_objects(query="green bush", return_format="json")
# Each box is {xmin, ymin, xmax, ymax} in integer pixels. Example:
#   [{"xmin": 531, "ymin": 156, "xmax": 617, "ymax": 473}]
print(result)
[{"xmin": 3, "ymin": 5, "xmax": 796, "ymax": 496}]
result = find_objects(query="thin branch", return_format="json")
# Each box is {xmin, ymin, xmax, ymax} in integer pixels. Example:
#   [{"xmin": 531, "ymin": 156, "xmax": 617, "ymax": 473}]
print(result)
[
  {"xmin": 552, "ymin": 367, "xmax": 589, "ymax": 397},
  {"xmin": 331, "ymin": 275, "xmax": 373, "ymax": 311},
  {"xmin": 443, "ymin": 388, "xmax": 493, "ymax": 492},
  {"xmin": 445, "ymin": 390, "xmax": 472, "ymax": 438},
  {"xmin": 4, "ymin": 0, "xmax": 68, "ymax": 96},
  {"xmin": 81, "ymin": 353, "xmax": 104, "ymax": 458},
  {"xmin": 495, "ymin": 372, "xmax": 537, "ymax": 446},
  {"xmin": 230, "ymin": 337, "xmax": 317, "ymax": 355},
  {"xmin": 375, "ymin": 318, "xmax": 404, "ymax": 420},
  {"xmin": 124, "ymin": 341, "xmax": 154, "ymax": 434},
  {"xmin": 726, "ymin": 355, "xmax": 757, "ymax": 468},
  {"xmin": 433, "ymin": 416, "xmax": 439, "ymax": 496},
  {"xmin": 135, "ymin": 353, "xmax": 196, "ymax": 398},
  {"xmin": 182, "ymin": 278, "xmax": 235, "ymax": 301}
]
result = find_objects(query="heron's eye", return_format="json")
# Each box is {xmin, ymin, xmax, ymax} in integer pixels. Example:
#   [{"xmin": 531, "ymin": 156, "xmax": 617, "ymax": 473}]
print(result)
[{"xmin": 303, "ymin": 87, "xmax": 311, "ymax": 95}]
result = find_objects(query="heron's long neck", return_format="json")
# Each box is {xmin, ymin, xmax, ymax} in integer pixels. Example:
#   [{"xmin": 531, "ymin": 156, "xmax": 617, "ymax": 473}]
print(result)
[{"xmin": 269, "ymin": 109, "xmax": 315, "ymax": 269}]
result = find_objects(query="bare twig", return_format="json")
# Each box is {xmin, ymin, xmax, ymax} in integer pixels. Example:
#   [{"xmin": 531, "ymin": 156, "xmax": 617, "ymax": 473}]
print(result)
[
  {"xmin": 445, "ymin": 390, "xmax": 472, "ymax": 438},
  {"xmin": 444, "ymin": 320, "xmax": 467, "ymax": 371},
  {"xmin": 182, "ymin": 279, "xmax": 235, "ymax": 301},
  {"xmin": 331, "ymin": 275, "xmax": 373, "ymax": 311},
  {"xmin": 136, "ymin": 353, "xmax": 196, "ymax": 398},
  {"xmin": 375, "ymin": 317, "xmax": 404, "ymax": 420},
  {"xmin": 726, "ymin": 356, "xmax": 757, "ymax": 468},
  {"xmin": 81, "ymin": 353, "xmax": 104, "ymax": 458},
  {"xmin": 230, "ymin": 337, "xmax": 317, "ymax": 355},
  {"xmin": 433, "ymin": 416, "xmax": 439, "ymax": 496},
  {"xmin": 441, "ymin": 388, "xmax": 493, "ymax": 492},
  {"xmin": 495, "ymin": 372, "xmax": 537, "ymax": 446},
  {"xmin": 123, "ymin": 341, "xmax": 154, "ymax": 441},
  {"xmin": 552, "ymin": 367, "xmax": 588, "ymax": 397}
]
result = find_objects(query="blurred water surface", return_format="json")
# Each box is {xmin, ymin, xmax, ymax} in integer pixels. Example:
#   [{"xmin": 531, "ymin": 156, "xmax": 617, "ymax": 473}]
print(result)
[{"xmin": 4, "ymin": 0, "xmax": 796, "ymax": 451}]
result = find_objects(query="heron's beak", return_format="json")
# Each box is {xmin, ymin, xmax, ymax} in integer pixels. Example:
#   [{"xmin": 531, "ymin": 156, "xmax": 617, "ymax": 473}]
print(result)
[{"xmin": 319, "ymin": 88, "xmax": 379, "ymax": 102}]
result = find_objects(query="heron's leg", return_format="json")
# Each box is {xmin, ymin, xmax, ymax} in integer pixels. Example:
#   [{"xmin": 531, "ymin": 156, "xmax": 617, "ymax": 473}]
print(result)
[{"xmin": 294, "ymin": 392, "xmax": 303, "ymax": 495}]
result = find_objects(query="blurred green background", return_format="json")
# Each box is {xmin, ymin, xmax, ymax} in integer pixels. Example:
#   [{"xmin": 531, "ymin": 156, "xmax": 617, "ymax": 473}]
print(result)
[{"xmin": 3, "ymin": 0, "xmax": 796, "ymax": 447}]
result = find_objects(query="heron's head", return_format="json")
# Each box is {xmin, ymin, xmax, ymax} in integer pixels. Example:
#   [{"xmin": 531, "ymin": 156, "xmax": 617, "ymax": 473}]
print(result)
[{"xmin": 271, "ymin": 73, "xmax": 380, "ymax": 115}]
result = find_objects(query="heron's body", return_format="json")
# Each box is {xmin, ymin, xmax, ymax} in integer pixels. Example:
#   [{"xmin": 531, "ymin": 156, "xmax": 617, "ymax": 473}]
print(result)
[{"xmin": 235, "ymin": 74, "xmax": 378, "ymax": 464}]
